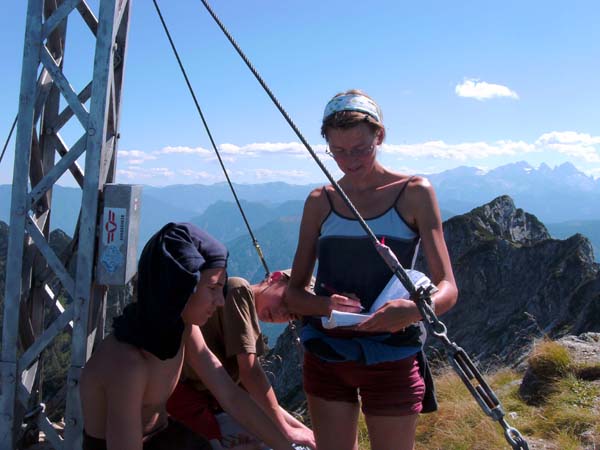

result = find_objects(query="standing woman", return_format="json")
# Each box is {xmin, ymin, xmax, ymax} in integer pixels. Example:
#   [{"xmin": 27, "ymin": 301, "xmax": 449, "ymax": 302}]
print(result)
[{"xmin": 286, "ymin": 90, "xmax": 458, "ymax": 450}]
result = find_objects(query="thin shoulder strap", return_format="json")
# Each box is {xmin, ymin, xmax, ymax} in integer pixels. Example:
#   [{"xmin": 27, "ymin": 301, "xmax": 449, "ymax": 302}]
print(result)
[{"xmin": 394, "ymin": 176, "xmax": 414, "ymax": 204}]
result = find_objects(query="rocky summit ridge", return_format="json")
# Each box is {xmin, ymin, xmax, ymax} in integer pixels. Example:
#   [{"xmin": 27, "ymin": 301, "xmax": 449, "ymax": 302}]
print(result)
[{"xmin": 422, "ymin": 195, "xmax": 599, "ymax": 367}]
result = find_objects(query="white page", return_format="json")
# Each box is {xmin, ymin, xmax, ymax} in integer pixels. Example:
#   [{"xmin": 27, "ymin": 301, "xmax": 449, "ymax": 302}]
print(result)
[
  {"xmin": 369, "ymin": 270, "xmax": 436, "ymax": 313},
  {"xmin": 321, "ymin": 311, "xmax": 371, "ymax": 329}
]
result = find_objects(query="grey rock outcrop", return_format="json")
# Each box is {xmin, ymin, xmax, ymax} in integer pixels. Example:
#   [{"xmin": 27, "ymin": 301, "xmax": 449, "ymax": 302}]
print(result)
[
  {"xmin": 417, "ymin": 195, "xmax": 600, "ymax": 368},
  {"xmin": 261, "ymin": 322, "xmax": 306, "ymax": 413},
  {"xmin": 519, "ymin": 332, "xmax": 600, "ymax": 406},
  {"xmin": 557, "ymin": 332, "xmax": 600, "ymax": 366},
  {"xmin": 440, "ymin": 195, "xmax": 552, "ymax": 259}
]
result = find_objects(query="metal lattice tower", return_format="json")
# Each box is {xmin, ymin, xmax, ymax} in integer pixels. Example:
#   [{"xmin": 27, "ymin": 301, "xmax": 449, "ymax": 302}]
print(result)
[{"xmin": 0, "ymin": 1, "xmax": 131, "ymax": 448}]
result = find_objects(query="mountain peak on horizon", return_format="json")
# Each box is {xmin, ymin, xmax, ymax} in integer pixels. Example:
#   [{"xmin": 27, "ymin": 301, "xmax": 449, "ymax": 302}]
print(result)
[
  {"xmin": 555, "ymin": 161, "xmax": 583, "ymax": 175},
  {"xmin": 538, "ymin": 162, "xmax": 552, "ymax": 172},
  {"xmin": 435, "ymin": 165, "xmax": 485, "ymax": 177},
  {"xmin": 487, "ymin": 160, "xmax": 534, "ymax": 175},
  {"xmin": 447, "ymin": 194, "xmax": 551, "ymax": 251}
]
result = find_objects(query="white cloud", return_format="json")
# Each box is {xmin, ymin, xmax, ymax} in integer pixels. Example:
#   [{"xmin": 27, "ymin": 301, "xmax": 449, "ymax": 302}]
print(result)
[
  {"xmin": 382, "ymin": 131, "xmax": 600, "ymax": 163},
  {"xmin": 118, "ymin": 149, "xmax": 157, "ymax": 165},
  {"xmin": 220, "ymin": 142, "xmax": 298, "ymax": 155},
  {"xmin": 115, "ymin": 131, "xmax": 600, "ymax": 184},
  {"xmin": 253, "ymin": 168, "xmax": 310, "ymax": 181},
  {"xmin": 536, "ymin": 131, "xmax": 600, "ymax": 163},
  {"xmin": 119, "ymin": 150, "xmax": 145, "ymax": 157},
  {"xmin": 455, "ymin": 79, "xmax": 519, "ymax": 101},
  {"xmin": 117, "ymin": 169, "xmax": 138, "ymax": 180},
  {"xmin": 219, "ymin": 142, "xmax": 324, "ymax": 158},
  {"xmin": 178, "ymin": 169, "xmax": 224, "ymax": 181},
  {"xmin": 155, "ymin": 146, "xmax": 212, "ymax": 155},
  {"xmin": 117, "ymin": 166, "xmax": 175, "ymax": 180},
  {"xmin": 208, "ymin": 155, "xmax": 237, "ymax": 164},
  {"xmin": 584, "ymin": 167, "xmax": 600, "ymax": 180},
  {"xmin": 382, "ymin": 140, "xmax": 536, "ymax": 160},
  {"xmin": 146, "ymin": 142, "xmax": 324, "ymax": 166}
]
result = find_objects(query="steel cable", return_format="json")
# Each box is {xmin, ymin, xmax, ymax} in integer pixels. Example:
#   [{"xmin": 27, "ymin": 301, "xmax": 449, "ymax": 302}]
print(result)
[{"xmin": 0, "ymin": 115, "xmax": 18, "ymax": 167}]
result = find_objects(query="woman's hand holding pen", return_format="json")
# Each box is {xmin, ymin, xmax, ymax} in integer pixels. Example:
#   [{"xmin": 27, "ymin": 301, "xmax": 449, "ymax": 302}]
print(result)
[
  {"xmin": 327, "ymin": 293, "xmax": 363, "ymax": 314},
  {"xmin": 356, "ymin": 298, "xmax": 421, "ymax": 333},
  {"xmin": 321, "ymin": 283, "xmax": 363, "ymax": 315}
]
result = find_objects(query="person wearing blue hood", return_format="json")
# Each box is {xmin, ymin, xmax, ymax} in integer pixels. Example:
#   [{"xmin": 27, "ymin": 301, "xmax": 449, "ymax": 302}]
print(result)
[{"xmin": 80, "ymin": 222, "xmax": 294, "ymax": 450}]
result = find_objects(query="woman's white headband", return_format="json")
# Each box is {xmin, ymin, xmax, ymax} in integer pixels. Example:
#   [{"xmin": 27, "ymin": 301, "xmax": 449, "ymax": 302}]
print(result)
[{"xmin": 322, "ymin": 94, "xmax": 382, "ymax": 123}]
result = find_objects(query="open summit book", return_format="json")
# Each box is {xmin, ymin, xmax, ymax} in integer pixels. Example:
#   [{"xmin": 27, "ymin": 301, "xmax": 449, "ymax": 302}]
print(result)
[{"xmin": 321, "ymin": 270, "xmax": 438, "ymax": 329}]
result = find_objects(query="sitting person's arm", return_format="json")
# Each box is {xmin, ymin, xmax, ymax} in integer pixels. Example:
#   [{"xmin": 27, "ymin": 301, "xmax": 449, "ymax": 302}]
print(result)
[
  {"xmin": 104, "ymin": 347, "xmax": 148, "ymax": 450},
  {"xmin": 237, "ymin": 352, "xmax": 316, "ymax": 449},
  {"xmin": 185, "ymin": 325, "xmax": 294, "ymax": 450},
  {"xmin": 279, "ymin": 407, "xmax": 314, "ymax": 437}
]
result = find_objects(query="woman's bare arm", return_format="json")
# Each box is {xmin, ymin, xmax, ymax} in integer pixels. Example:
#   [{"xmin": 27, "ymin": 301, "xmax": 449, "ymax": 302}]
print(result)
[
  {"xmin": 410, "ymin": 177, "xmax": 458, "ymax": 315},
  {"xmin": 286, "ymin": 188, "xmax": 362, "ymax": 316}
]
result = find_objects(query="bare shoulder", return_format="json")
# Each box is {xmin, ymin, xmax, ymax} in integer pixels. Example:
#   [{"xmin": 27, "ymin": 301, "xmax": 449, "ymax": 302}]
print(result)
[
  {"xmin": 405, "ymin": 175, "xmax": 436, "ymax": 200},
  {"xmin": 306, "ymin": 185, "xmax": 330, "ymax": 203},
  {"xmin": 83, "ymin": 336, "xmax": 148, "ymax": 386},
  {"xmin": 303, "ymin": 185, "xmax": 332, "ymax": 221},
  {"xmin": 405, "ymin": 174, "xmax": 431, "ymax": 187},
  {"xmin": 383, "ymin": 171, "xmax": 435, "ymax": 201},
  {"xmin": 403, "ymin": 176, "xmax": 442, "ymax": 227},
  {"xmin": 380, "ymin": 170, "xmax": 422, "ymax": 189}
]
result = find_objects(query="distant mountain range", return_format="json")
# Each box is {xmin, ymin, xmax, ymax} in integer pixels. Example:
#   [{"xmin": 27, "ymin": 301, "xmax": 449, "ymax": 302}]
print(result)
[
  {"xmin": 427, "ymin": 161, "xmax": 600, "ymax": 222},
  {"xmin": 190, "ymin": 199, "xmax": 305, "ymax": 244},
  {"xmin": 0, "ymin": 182, "xmax": 313, "ymax": 230}
]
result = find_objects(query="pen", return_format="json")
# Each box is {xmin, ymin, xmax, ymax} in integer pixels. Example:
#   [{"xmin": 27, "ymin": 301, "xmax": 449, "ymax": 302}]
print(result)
[{"xmin": 320, "ymin": 283, "xmax": 365, "ymax": 311}]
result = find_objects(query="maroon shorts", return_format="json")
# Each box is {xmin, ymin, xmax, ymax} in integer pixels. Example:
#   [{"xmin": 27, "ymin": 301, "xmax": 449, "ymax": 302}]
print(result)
[
  {"xmin": 166, "ymin": 381, "xmax": 222, "ymax": 440},
  {"xmin": 303, "ymin": 351, "xmax": 425, "ymax": 416}
]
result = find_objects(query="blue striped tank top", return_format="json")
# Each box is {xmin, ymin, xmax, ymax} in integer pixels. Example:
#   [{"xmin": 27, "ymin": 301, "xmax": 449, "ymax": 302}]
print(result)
[{"xmin": 302, "ymin": 183, "xmax": 426, "ymax": 363}]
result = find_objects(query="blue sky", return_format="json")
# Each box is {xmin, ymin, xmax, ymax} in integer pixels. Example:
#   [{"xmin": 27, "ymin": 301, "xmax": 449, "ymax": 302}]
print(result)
[{"xmin": 1, "ymin": 0, "xmax": 599, "ymax": 186}]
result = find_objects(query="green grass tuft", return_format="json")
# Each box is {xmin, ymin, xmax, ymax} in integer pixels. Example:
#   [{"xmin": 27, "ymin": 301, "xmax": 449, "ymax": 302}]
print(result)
[{"xmin": 528, "ymin": 339, "xmax": 572, "ymax": 378}]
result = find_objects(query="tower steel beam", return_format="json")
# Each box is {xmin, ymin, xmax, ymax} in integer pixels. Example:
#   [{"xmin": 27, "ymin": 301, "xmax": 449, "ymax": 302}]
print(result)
[{"xmin": 0, "ymin": 1, "xmax": 131, "ymax": 449}]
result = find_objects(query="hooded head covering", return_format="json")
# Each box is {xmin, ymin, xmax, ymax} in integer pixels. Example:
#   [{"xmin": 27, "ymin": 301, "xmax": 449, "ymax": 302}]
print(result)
[{"xmin": 113, "ymin": 222, "xmax": 228, "ymax": 360}]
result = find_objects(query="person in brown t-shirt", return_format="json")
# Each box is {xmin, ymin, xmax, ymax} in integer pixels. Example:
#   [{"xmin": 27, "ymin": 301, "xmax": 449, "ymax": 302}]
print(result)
[{"xmin": 167, "ymin": 271, "xmax": 315, "ymax": 450}]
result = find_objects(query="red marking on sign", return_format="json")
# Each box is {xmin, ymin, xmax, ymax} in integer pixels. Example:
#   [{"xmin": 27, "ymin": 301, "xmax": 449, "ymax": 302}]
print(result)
[{"xmin": 105, "ymin": 210, "xmax": 117, "ymax": 243}]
